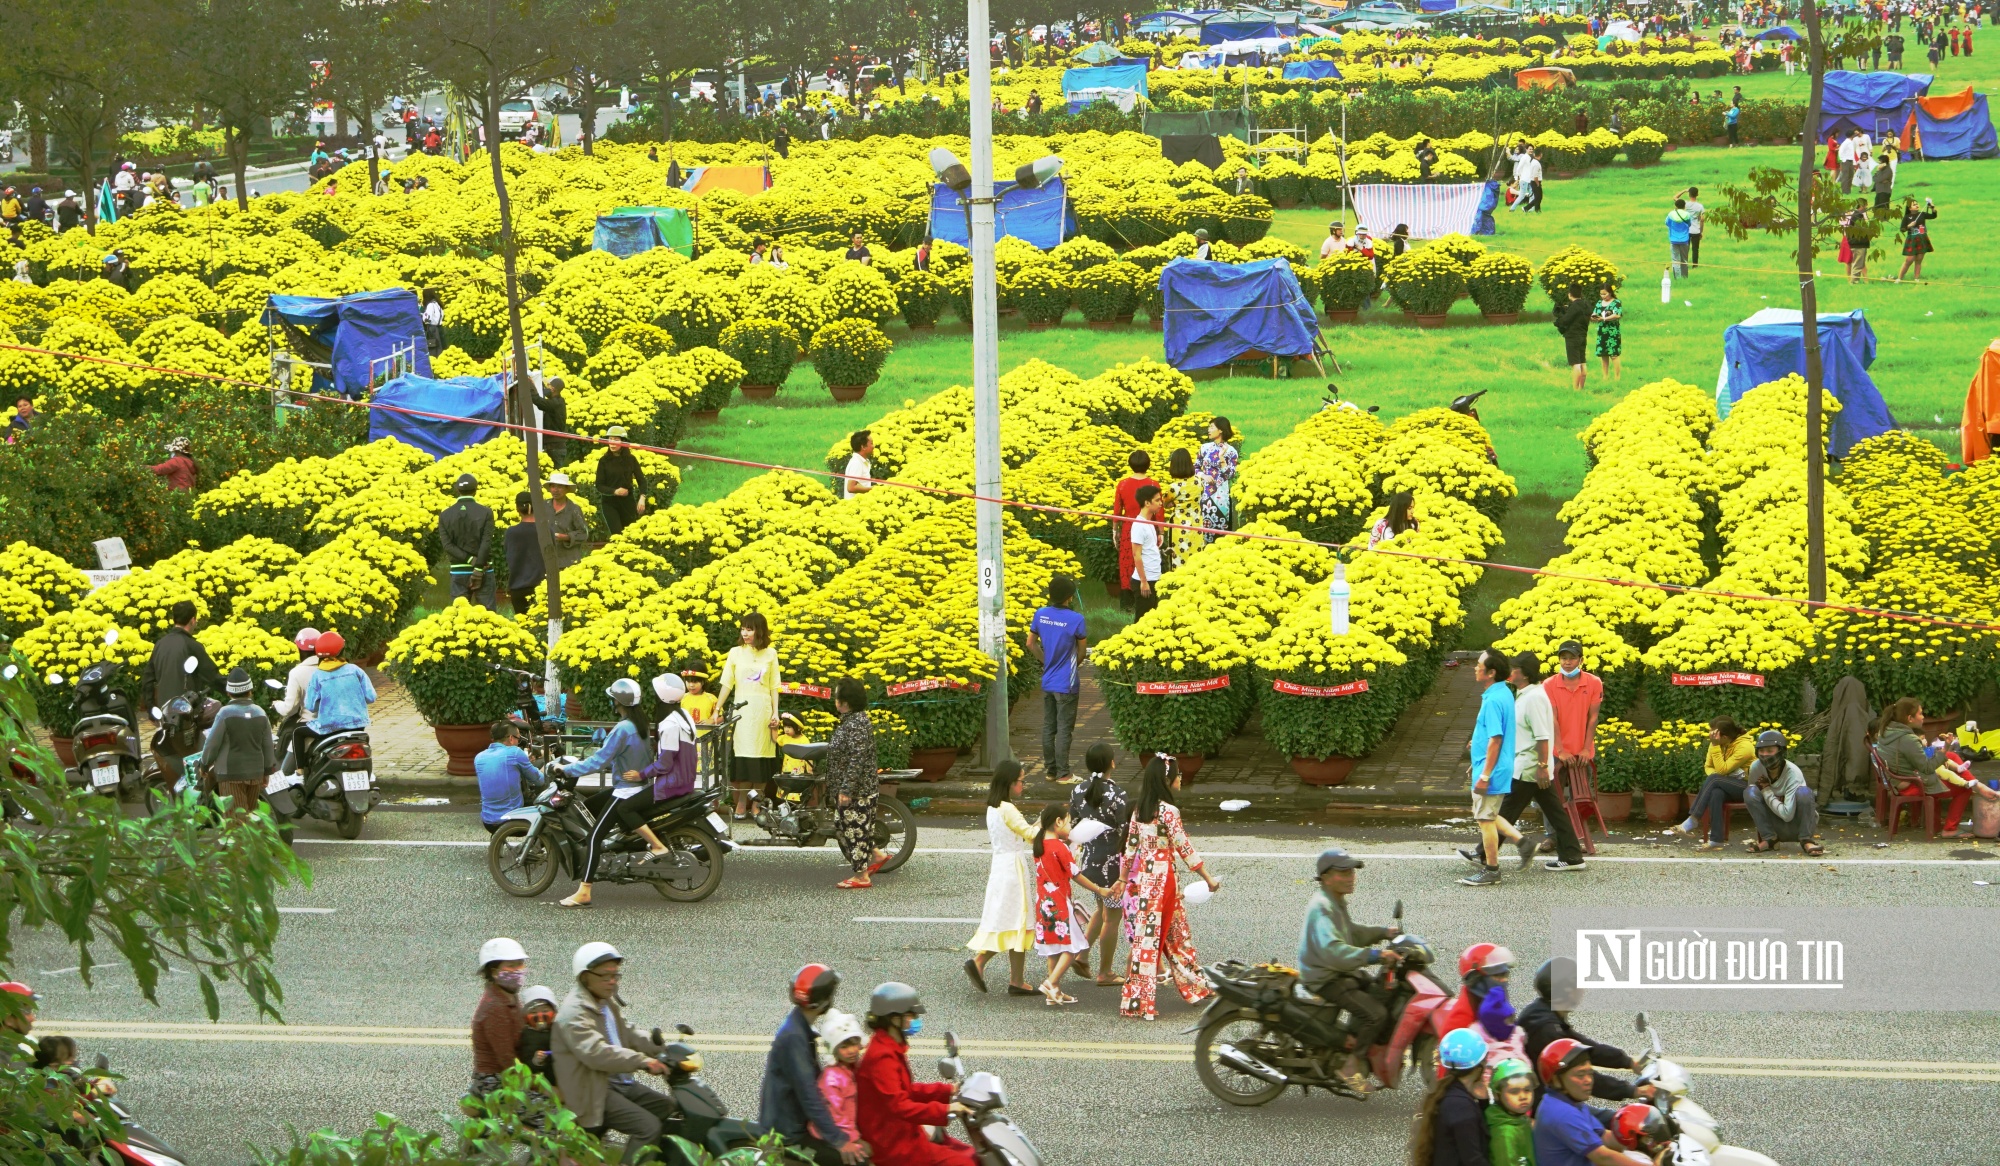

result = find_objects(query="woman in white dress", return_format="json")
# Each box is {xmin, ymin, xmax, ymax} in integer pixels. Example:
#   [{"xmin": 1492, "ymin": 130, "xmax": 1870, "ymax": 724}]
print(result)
[
  {"xmin": 716, "ymin": 612, "xmax": 781, "ymax": 817},
  {"xmin": 964, "ymin": 760, "xmax": 1036, "ymax": 995}
]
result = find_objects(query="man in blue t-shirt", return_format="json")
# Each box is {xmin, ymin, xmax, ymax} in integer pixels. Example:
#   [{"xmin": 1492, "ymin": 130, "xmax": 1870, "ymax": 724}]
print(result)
[
  {"xmin": 1462, "ymin": 649, "xmax": 1530, "ymax": 887},
  {"xmin": 1535, "ymin": 1044, "xmax": 1632, "ymax": 1166},
  {"xmin": 476, "ymin": 721, "xmax": 544, "ymax": 831},
  {"xmin": 1028, "ymin": 573, "xmax": 1088, "ymax": 783}
]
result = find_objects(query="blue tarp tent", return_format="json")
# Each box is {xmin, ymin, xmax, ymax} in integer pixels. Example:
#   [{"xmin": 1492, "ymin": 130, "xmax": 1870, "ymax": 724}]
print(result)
[
  {"xmin": 368, "ymin": 375, "xmax": 509, "ymax": 460},
  {"xmin": 1158, "ymin": 258, "xmax": 1319, "ymax": 370},
  {"xmin": 928, "ymin": 178, "xmax": 1075, "ymax": 250},
  {"xmin": 1061, "ymin": 63, "xmax": 1149, "ymax": 101},
  {"xmin": 1716, "ymin": 309, "xmax": 1896, "ymax": 458},
  {"xmin": 594, "ymin": 214, "xmax": 663, "ymax": 257},
  {"xmin": 1819, "ymin": 70, "xmax": 1932, "ymax": 140},
  {"xmin": 1915, "ymin": 92, "xmax": 1999, "ymax": 159},
  {"xmin": 1202, "ymin": 18, "xmax": 1279, "ymax": 41},
  {"xmin": 262, "ymin": 289, "xmax": 432, "ymax": 399},
  {"xmin": 1753, "ymin": 25, "xmax": 1802, "ymax": 39},
  {"xmin": 1418, "ymin": 0, "xmax": 1459, "ymax": 12},
  {"xmin": 1281, "ymin": 60, "xmax": 1343, "ymax": 80}
]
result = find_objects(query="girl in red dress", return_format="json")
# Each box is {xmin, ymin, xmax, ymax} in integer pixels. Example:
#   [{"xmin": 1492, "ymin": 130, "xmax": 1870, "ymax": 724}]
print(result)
[{"xmin": 1032, "ymin": 802, "xmax": 1114, "ymax": 1006}]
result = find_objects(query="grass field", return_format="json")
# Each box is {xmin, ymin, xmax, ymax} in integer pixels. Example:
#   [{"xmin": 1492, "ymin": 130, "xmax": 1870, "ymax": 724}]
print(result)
[{"xmin": 1610, "ymin": 33, "xmax": 2000, "ymax": 103}]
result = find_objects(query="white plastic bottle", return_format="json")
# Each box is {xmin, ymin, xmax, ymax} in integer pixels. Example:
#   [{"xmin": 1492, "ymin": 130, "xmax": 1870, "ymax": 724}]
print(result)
[
  {"xmin": 1660, "ymin": 267, "xmax": 1673, "ymax": 303},
  {"xmin": 1328, "ymin": 562, "xmax": 1350, "ymax": 636}
]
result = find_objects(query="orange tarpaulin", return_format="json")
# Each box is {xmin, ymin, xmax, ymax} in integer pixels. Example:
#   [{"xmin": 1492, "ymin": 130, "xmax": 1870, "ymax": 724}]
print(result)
[
  {"xmin": 1964, "ymin": 340, "xmax": 2000, "ymax": 464},
  {"xmin": 1516, "ymin": 66, "xmax": 1576, "ymax": 90},
  {"xmin": 685, "ymin": 165, "xmax": 771, "ymax": 197},
  {"xmin": 1906, "ymin": 86, "xmax": 1981, "ymax": 152}
]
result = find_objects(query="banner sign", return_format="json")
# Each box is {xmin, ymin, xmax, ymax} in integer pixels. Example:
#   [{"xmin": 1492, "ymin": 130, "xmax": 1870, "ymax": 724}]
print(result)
[
  {"xmin": 781, "ymin": 682, "xmax": 832, "ymax": 699},
  {"xmin": 886, "ymin": 678, "xmax": 982, "ymax": 697},
  {"xmin": 1135, "ymin": 675, "xmax": 1232, "ymax": 696},
  {"xmin": 1271, "ymin": 678, "xmax": 1370, "ymax": 698},
  {"xmin": 1669, "ymin": 671, "xmax": 1766, "ymax": 688}
]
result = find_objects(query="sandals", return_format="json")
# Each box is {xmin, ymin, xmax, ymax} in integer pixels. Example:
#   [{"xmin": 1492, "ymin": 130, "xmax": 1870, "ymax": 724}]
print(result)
[
  {"xmin": 1745, "ymin": 839, "xmax": 1775, "ymax": 853},
  {"xmin": 1095, "ymin": 975, "xmax": 1127, "ymax": 987},
  {"xmin": 836, "ymin": 876, "xmax": 872, "ymax": 889},
  {"xmin": 1039, "ymin": 983, "xmax": 1077, "ymax": 1006},
  {"xmin": 865, "ymin": 852, "xmax": 890, "ymax": 876},
  {"xmin": 1800, "ymin": 841, "xmax": 1826, "ymax": 857},
  {"xmin": 555, "ymin": 895, "xmax": 592, "ymax": 908},
  {"xmin": 964, "ymin": 958, "xmax": 988, "ymax": 993},
  {"xmin": 1695, "ymin": 841, "xmax": 1725, "ymax": 851}
]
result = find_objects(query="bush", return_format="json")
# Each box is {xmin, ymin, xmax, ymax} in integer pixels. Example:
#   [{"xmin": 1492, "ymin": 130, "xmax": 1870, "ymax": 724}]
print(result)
[
  {"xmin": 896, "ymin": 268, "xmax": 946, "ymax": 327},
  {"xmin": 1010, "ymin": 265, "xmax": 1074, "ymax": 324},
  {"xmin": 809, "ymin": 318, "xmax": 893, "ymax": 390},
  {"xmin": 1622, "ymin": 126, "xmax": 1669, "ymax": 165},
  {"xmin": 1384, "ymin": 248, "xmax": 1465, "ymax": 315},
  {"xmin": 718, "ymin": 317, "xmax": 801, "ymax": 388},
  {"xmin": 384, "ymin": 600, "xmax": 544, "ymax": 726},
  {"xmin": 1317, "ymin": 251, "xmax": 1376, "ymax": 311},
  {"xmin": 1466, "ymin": 252, "xmax": 1534, "ymax": 316},
  {"xmin": 1219, "ymin": 194, "xmax": 1274, "ymax": 245},
  {"xmin": 1537, "ymin": 244, "xmax": 1624, "ymax": 305},
  {"xmin": 1075, "ymin": 263, "xmax": 1136, "ymax": 322}
]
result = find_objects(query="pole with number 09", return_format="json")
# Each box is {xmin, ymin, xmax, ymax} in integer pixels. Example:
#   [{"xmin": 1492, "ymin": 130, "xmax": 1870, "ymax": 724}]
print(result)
[{"xmin": 930, "ymin": 15, "xmax": 1063, "ymax": 769}]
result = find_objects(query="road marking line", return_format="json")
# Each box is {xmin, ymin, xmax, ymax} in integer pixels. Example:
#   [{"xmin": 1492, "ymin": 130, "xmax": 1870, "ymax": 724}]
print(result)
[
  {"xmin": 43, "ymin": 1022, "xmax": 1996, "ymax": 1080},
  {"xmin": 276, "ymin": 907, "xmax": 336, "ymax": 915},
  {"xmin": 852, "ymin": 916, "xmax": 980, "ymax": 923}
]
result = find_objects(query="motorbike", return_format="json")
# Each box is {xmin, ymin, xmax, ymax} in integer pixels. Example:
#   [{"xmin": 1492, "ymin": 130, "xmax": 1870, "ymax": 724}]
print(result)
[
  {"xmin": 92, "ymin": 1052, "xmax": 190, "ymax": 1166},
  {"xmin": 487, "ymin": 760, "xmax": 732, "ymax": 902},
  {"xmin": 1191, "ymin": 900, "xmax": 1451, "ymax": 1105},
  {"xmin": 1632, "ymin": 1012, "xmax": 1782, "ymax": 1166},
  {"xmin": 142, "ymin": 678, "xmax": 221, "ymax": 815},
  {"xmin": 650, "ymin": 1023, "xmax": 758, "ymax": 1165},
  {"xmin": 65, "ymin": 660, "xmax": 149, "ymax": 805},
  {"xmin": 935, "ymin": 1030, "xmax": 1046, "ymax": 1166},
  {"xmin": 262, "ymin": 678, "xmax": 377, "ymax": 839},
  {"xmin": 734, "ymin": 741, "xmax": 920, "ymax": 872}
]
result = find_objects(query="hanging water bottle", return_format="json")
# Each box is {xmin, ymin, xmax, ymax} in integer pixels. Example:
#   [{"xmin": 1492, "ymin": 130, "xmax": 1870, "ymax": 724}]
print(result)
[
  {"xmin": 1660, "ymin": 266, "xmax": 1672, "ymax": 304},
  {"xmin": 1328, "ymin": 562, "xmax": 1350, "ymax": 636}
]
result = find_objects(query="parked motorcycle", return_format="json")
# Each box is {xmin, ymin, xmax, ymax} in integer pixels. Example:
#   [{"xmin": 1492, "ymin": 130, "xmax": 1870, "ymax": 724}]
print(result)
[
  {"xmin": 142, "ymin": 674, "xmax": 220, "ymax": 815},
  {"xmin": 734, "ymin": 741, "xmax": 919, "ymax": 872},
  {"xmin": 487, "ymin": 761, "xmax": 731, "ymax": 902},
  {"xmin": 650, "ymin": 1023, "xmax": 758, "ymax": 1165},
  {"xmin": 935, "ymin": 1030, "xmax": 1046, "ymax": 1166},
  {"xmin": 263, "ymin": 678, "xmax": 377, "ymax": 839},
  {"xmin": 1192, "ymin": 901, "xmax": 1450, "ymax": 1105},
  {"xmin": 1632, "ymin": 1012, "xmax": 1782, "ymax": 1166},
  {"xmin": 66, "ymin": 659, "xmax": 148, "ymax": 805},
  {"xmin": 92, "ymin": 1052, "xmax": 190, "ymax": 1166}
]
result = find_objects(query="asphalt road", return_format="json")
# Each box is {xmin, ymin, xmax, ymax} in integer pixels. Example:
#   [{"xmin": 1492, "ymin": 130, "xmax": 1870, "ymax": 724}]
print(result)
[{"xmin": 19, "ymin": 809, "xmax": 2000, "ymax": 1165}]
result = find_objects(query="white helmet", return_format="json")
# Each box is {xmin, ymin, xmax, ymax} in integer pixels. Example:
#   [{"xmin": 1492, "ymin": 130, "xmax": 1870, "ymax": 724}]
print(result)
[
  {"xmin": 816, "ymin": 1008, "xmax": 865, "ymax": 1051},
  {"xmin": 478, "ymin": 937, "xmax": 527, "ymax": 970},
  {"xmin": 605, "ymin": 678, "xmax": 643, "ymax": 708},
  {"xmin": 652, "ymin": 672, "xmax": 686, "ymax": 703},
  {"xmin": 521, "ymin": 985, "xmax": 559, "ymax": 1010},
  {"xmin": 573, "ymin": 941, "xmax": 624, "ymax": 977}
]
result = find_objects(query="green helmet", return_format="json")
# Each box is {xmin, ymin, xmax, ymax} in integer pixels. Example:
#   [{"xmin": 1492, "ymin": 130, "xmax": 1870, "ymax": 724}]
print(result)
[{"xmin": 1490, "ymin": 1057, "xmax": 1535, "ymax": 1089}]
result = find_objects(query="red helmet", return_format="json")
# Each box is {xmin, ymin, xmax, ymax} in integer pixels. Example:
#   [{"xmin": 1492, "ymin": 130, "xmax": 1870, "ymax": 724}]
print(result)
[
  {"xmin": 1613, "ymin": 1102, "xmax": 1671, "ymax": 1151},
  {"xmin": 1537, "ymin": 1036, "xmax": 1591, "ymax": 1086},
  {"xmin": 0, "ymin": 982, "xmax": 35, "ymax": 1001},
  {"xmin": 791, "ymin": 963, "xmax": 840, "ymax": 1009},
  {"xmin": 1458, "ymin": 942, "xmax": 1513, "ymax": 979},
  {"xmin": 314, "ymin": 630, "xmax": 345, "ymax": 658}
]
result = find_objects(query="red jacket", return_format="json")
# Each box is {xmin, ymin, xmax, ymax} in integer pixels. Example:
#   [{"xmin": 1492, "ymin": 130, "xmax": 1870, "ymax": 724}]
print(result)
[
  {"xmin": 856, "ymin": 1030, "xmax": 974, "ymax": 1166},
  {"xmin": 1438, "ymin": 986, "xmax": 1477, "ymax": 1039},
  {"xmin": 149, "ymin": 454, "xmax": 197, "ymax": 491}
]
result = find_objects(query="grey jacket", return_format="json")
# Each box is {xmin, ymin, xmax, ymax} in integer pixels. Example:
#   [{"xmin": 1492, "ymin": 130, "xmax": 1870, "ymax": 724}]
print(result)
[
  {"xmin": 439, "ymin": 497, "xmax": 495, "ymax": 569},
  {"xmin": 199, "ymin": 698, "xmax": 277, "ymax": 780},
  {"xmin": 552, "ymin": 983, "xmax": 664, "ymax": 1127},
  {"xmin": 1748, "ymin": 759, "xmax": 1808, "ymax": 822},
  {"xmin": 142, "ymin": 627, "xmax": 223, "ymax": 712},
  {"xmin": 1298, "ymin": 888, "xmax": 1393, "ymax": 991}
]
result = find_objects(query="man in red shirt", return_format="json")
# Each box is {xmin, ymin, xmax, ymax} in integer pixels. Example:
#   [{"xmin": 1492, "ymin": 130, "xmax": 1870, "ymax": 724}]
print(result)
[
  {"xmin": 1540, "ymin": 638, "xmax": 1603, "ymax": 868},
  {"xmin": 1111, "ymin": 450, "xmax": 1157, "ymax": 612}
]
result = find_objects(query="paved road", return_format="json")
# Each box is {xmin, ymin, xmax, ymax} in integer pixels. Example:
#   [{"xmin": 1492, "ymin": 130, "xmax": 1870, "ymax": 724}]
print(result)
[{"xmin": 19, "ymin": 810, "xmax": 2000, "ymax": 1164}]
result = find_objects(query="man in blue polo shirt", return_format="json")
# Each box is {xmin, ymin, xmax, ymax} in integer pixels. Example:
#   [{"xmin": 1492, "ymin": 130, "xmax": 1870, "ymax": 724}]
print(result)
[
  {"xmin": 1535, "ymin": 1040, "xmax": 1635, "ymax": 1166},
  {"xmin": 1462, "ymin": 649, "xmax": 1531, "ymax": 887},
  {"xmin": 1028, "ymin": 574, "xmax": 1088, "ymax": 784}
]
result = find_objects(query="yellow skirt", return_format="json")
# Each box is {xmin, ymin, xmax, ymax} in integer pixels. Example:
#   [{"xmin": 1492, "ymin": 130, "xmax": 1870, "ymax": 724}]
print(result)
[{"xmin": 967, "ymin": 928, "xmax": 1034, "ymax": 954}]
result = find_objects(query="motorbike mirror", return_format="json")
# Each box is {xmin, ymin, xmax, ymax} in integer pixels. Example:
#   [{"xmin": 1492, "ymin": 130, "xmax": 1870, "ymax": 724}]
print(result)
[
  {"xmin": 944, "ymin": 1031, "xmax": 959, "ymax": 1058},
  {"xmin": 1635, "ymin": 1011, "xmax": 1649, "ymax": 1033},
  {"xmin": 151, "ymin": 707, "xmax": 163, "ymax": 721},
  {"xmin": 266, "ymin": 678, "xmax": 285, "ymax": 690},
  {"xmin": 183, "ymin": 655, "xmax": 199, "ymax": 675},
  {"xmin": 1393, "ymin": 899, "xmax": 1403, "ymax": 923},
  {"xmin": 93, "ymin": 1053, "xmax": 109, "ymax": 1071},
  {"xmin": 1, "ymin": 664, "xmax": 15, "ymax": 680},
  {"xmin": 104, "ymin": 628, "xmax": 119, "ymax": 645},
  {"xmin": 652, "ymin": 1027, "xmax": 664, "ymax": 1047},
  {"xmin": 938, "ymin": 1056, "xmax": 960, "ymax": 1082},
  {"xmin": 676, "ymin": 1023, "xmax": 694, "ymax": 1036},
  {"xmin": 45, "ymin": 672, "xmax": 62, "ymax": 687}
]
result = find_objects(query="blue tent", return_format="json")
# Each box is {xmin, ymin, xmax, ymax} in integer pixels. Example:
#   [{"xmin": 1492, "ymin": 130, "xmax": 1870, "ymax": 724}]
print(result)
[
  {"xmin": 928, "ymin": 178, "xmax": 1075, "ymax": 250},
  {"xmin": 262, "ymin": 289, "xmax": 432, "ymax": 399},
  {"xmin": 1158, "ymin": 258, "xmax": 1319, "ymax": 370},
  {"xmin": 1202, "ymin": 18, "xmax": 1279, "ymax": 41},
  {"xmin": 1916, "ymin": 92, "xmax": 1999, "ymax": 159},
  {"xmin": 593, "ymin": 214, "xmax": 663, "ymax": 257},
  {"xmin": 1281, "ymin": 60, "xmax": 1344, "ymax": 80},
  {"xmin": 1715, "ymin": 309, "xmax": 1896, "ymax": 458},
  {"xmin": 1418, "ymin": 0, "xmax": 1459, "ymax": 12},
  {"xmin": 1819, "ymin": 70, "xmax": 1932, "ymax": 140},
  {"xmin": 1061, "ymin": 62, "xmax": 1149, "ymax": 101},
  {"xmin": 368, "ymin": 374, "xmax": 509, "ymax": 460},
  {"xmin": 1753, "ymin": 25, "xmax": 1802, "ymax": 39}
]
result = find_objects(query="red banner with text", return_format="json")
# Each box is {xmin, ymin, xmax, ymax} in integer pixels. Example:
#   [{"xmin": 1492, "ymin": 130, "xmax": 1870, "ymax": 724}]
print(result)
[
  {"xmin": 1134, "ymin": 675, "xmax": 1233, "ymax": 696},
  {"xmin": 1271, "ymin": 678, "xmax": 1371, "ymax": 698},
  {"xmin": 1668, "ymin": 671, "xmax": 1766, "ymax": 689},
  {"xmin": 885, "ymin": 678, "xmax": 982, "ymax": 697}
]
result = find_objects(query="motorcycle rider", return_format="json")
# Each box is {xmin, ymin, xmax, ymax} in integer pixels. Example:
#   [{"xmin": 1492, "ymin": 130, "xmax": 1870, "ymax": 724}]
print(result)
[
  {"xmin": 272, "ymin": 628, "xmax": 321, "ymax": 728},
  {"xmin": 758, "ymin": 963, "xmax": 861, "ymax": 1166},
  {"xmin": 1536, "ymin": 1038, "xmax": 1644, "ymax": 1166},
  {"xmin": 552, "ymin": 941, "xmax": 673, "ymax": 1164},
  {"xmin": 857, "ymin": 982, "xmax": 975, "ymax": 1166},
  {"xmin": 1610, "ymin": 1102, "xmax": 1677, "ymax": 1165},
  {"xmin": 1439, "ymin": 942, "xmax": 1514, "ymax": 1043},
  {"xmin": 288, "ymin": 631, "xmax": 374, "ymax": 774},
  {"xmin": 1, "ymin": 981, "xmax": 37, "ymax": 1062},
  {"xmin": 198, "ymin": 667, "xmax": 276, "ymax": 818},
  {"xmin": 1296, "ymin": 847, "xmax": 1400, "ymax": 1092},
  {"xmin": 1520, "ymin": 958, "xmax": 1649, "ymax": 1106},
  {"xmin": 1411, "ymin": 1027, "xmax": 1494, "ymax": 1166},
  {"xmin": 141, "ymin": 599, "xmax": 223, "ymax": 779},
  {"xmin": 557, "ymin": 678, "xmax": 670, "ymax": 909}
]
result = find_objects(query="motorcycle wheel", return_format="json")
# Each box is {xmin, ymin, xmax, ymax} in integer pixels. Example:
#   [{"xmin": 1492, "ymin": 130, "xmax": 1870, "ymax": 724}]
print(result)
[
  {"xmin": 488, "ymin": 820, "xmax": 561, "ymax": 897},
  {"xmin": 335, "ymin": 805, "xmax": 366, "ymax": 839},
  {"xmin": 1193, "ymin": 1011, "xmax": 1290, "ymax": 1107},
  {"xmin": 1403, "ymin": 1032, "xmax": 1437, "ymax": 1086},
  {"xmin": 872, "ymin": 797, "xmax": 917, "ymax": 873},
  {"xmin": 651, "ymin": 826, "xmax": 724, "ymax": 903}
]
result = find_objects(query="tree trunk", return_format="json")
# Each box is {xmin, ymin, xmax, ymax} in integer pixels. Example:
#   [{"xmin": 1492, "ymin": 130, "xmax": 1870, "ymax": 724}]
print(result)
[
  {"xmin": 577, "ymin": 74, "xmax": 600, "ymax": 155},
  {"xmin": 482, "ymin": 87, "xmax": 563, "ymax": 635},
  {"xmin": 1799, "ymin": 0, "xmax": 1827, "ymax": 606},
  {"xmin": 28, "ymin": 116, "xmax": 46, "ymax": 174},
  {"xmin": 230, "ymin": 125, "xmax": 252, "ymax": 212},
  {"xmin": 77, "ymin": 133, "xmax": 98, "ymax": 233}
]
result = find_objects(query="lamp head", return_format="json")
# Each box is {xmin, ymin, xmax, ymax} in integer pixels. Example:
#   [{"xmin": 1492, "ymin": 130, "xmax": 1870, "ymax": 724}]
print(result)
[
  {"xmin": 929, "ymin": 147, "xmax": 971, "ymax": 192},
  {"xmin": 1014, "ymin": 155, "xmax": 1064, "ymax": 189}
]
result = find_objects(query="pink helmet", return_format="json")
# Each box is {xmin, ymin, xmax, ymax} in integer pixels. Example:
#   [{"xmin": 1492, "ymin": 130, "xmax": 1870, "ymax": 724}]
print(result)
[{"xmin": 294, "ymin": 627, "xmax": 321, "ymax": 653}]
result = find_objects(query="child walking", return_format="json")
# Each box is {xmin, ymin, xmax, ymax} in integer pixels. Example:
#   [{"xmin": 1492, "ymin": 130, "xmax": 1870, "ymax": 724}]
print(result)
[
  {"xmin": 1486, "ymin": 1058, "xmax": 1537, "ymax": 1166},
  {"xmin": 1032, "ymin": 802, "xmax": 1112, "ymax": 1006},
  {"xmin": 815, "ymin": 1009, "xmax": 867, "ymax": 1148}
]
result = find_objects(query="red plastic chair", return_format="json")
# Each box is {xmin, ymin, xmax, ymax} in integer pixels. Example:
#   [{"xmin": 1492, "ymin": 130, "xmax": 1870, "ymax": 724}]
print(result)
[
  {"xmin": 1873, "ymin": 746, "xmax": 1937, "ymax": 839},
  {"xmin": 1559, "ymin": 758, "xmax": 1607, "ymax": 856},
  {"xmin": 1699, "ymin": 796, "xmax": 1752, "ymax": 842}
]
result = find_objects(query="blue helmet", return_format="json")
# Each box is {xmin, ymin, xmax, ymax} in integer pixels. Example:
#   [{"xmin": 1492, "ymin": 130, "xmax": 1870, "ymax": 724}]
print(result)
[{"xmin": 1439, "ymin": 1027, "xmax": 1488, "ymax": 1071}]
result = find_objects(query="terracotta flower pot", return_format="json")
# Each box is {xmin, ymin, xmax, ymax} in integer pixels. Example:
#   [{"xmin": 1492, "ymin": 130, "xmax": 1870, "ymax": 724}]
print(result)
[
  {"xmin": 1414, "ymin": 313, "xmax": 1448, "ymax": 328},
  {"xmin": 908, "ymin": 321, "xmax": 936, "ymax": 330},
  {"xmin": 908, "ymin": 746, "xmax": 957, "ymax": 781},
  {"xmin": 1323, "ymin": 308, "xmax": 1360, "ymax": 324},
  {"xmin": 741, "ymin": 383, "xmax": 779, "ymax": 400},
  {"xmin": 694, "ymin": 408, "xmax": 720, "ymax": 421},
  {"xmin": 1643, "ymin": 790, "xmax": 1683, "ymax": 823},
  {"xmin": 1173, "ymin": 753, "xmax": 1206, "ymax": 780},
  {"xmin": 827, "ymin": 384, "xmax": 869, "ymax": 403},
  {"xmin": 433, "ymin": 723, "xmax": 491, "ymax": 778},
  {"xmin": 51, "ymin": 735, "xmax": 76, "ymax": 769},
  {"xmin": 1289, "ymin": 755, "xmax": 1358, "ymax": 786},
  {"xmin": 1027, "ymin": 319, "xmax": 1058, "ymax": 329},
  {"xmin": 1481, "ymin": 311, "xmax": 1520, "ymax": 325},
  {"xmin": 1597, "ymin": 791, "xmax": 1633, "ymax": 822},
  {"xmin": 1086, "ymin": 319, "xmax": 1120, "ymax": 330}
]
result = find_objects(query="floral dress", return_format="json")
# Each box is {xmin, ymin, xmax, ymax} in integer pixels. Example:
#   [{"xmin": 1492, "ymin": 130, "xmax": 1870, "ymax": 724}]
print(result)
[
  {"xmin": 1164, "ymin": 477, "xmax": 1202, "ymax": 569},
  {"xmin": 1194, "ymin": 441, "xmax": 1238, "ymax": 543},
  {"xmin": 825, "ymin": 711, "xmax": 878, "ymax": 874},
  {"xmin": 1593, "ymin": 297, "xmax": 1622, "ymax": 357},
  {"xmin": 1068, "ymin": 776, "xmax": 1130, "ymax": 891},
  {"xmin": 1034, "ymin": 838, "xmax": 1090, "ymax": 956},
  {"xmin": 1120, "ymin": 802, "xmax": 1212, "ymax": 1020}
]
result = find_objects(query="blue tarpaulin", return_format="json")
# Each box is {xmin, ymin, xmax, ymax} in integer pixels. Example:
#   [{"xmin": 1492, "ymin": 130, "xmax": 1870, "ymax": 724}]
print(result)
[
  {"xmin": 262, "ymin": 289, "xmax": 432, "ymax": 399},
  {"xmin": 1716, "ymin": 309, "xmax": 1896, "ymax": 458},
  {"xmin": 928, "ymin": 178, "xmax": 1075, "ymax": 250},
  {"xmin": 1753, "ymin": 25, "xmax": 1802, "ymax": 39},
  {"xmin": 1916, "ymin": 93, "xmax": 1999, "ymax": 159},
  {"xmin": 594, "ymin": 214, "xmax": 662, "ymax": 257},
  {"xmin": 368, "ymin": 375, "xmax": 509, "ymax": 460},
  {"xmin": 1473, "ymin": 180, "xmax": 1500, "ymax": 235},
  {"xmin": 1818, "ymin": 70, "xmax": 1932, "ymax": 138},
  {"xmin": 1418, "ymin": 0, "xmax": 1459, "ymax": 12},
  {"xmin": 1281, "ymin": 60, "xmax": 1343, "ymax": 80},
  {"xmin": 1201, "ymin": 18, "xmax": 1278, "ymax": 41},
  {"xmin": 1158, "ymin": 258, "xmax": 1319, "ymax": 371},
  {"xmin": 1060, "ymin": 62, "xmax": 1149, "ymax": 99}
]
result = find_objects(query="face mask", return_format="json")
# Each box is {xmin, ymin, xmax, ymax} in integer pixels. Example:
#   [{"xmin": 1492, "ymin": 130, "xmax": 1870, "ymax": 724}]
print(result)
[
  {"xmin": 1560, "ymin": 666, "xmax": 1581, "ymax": 678},
  {"xmin": 493, "ymin": 970, "xmax": 525, "ymax": 990},
  {"xmin": 905, "ymin": 1016, "xmax": 924, "ymax": 1037}
]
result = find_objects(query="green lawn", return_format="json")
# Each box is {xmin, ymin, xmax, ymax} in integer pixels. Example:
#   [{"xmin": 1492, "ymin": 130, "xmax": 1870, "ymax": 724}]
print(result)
[{"xmin": 1598, "ymin": 35, "xmax": 2000, "ymax": 103}]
